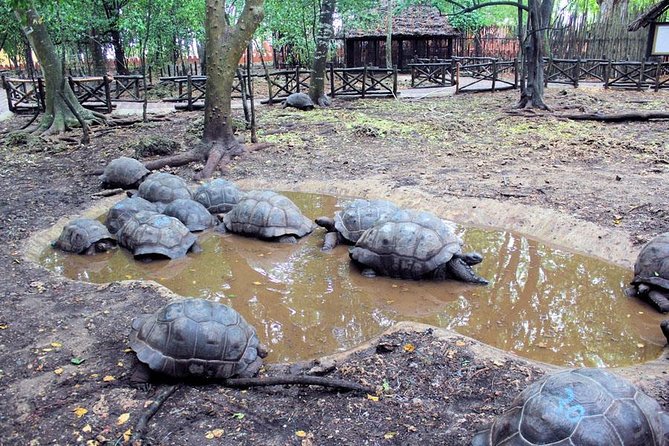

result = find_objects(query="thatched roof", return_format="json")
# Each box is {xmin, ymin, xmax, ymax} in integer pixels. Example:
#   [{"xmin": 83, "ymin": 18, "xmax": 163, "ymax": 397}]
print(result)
[
  {"xmin": 629, "ymin": 0, "xmax": 669, "ymax": 31},
  {"xmin": 343, "ymin": 4, "xmax": 460, "ymax": 39}
]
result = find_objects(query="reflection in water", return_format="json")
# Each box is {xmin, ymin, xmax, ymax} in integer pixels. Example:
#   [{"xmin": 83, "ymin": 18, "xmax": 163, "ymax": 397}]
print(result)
[{"xmin": 40, "ymin": 192, "xmax": 666, "ymax": 367}]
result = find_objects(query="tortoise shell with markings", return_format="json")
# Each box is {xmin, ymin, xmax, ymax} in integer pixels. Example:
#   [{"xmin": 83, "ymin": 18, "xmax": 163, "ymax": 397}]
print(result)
[{"xmin": 472, "ymin": 368, "xmax": 669, "ymax": 446}]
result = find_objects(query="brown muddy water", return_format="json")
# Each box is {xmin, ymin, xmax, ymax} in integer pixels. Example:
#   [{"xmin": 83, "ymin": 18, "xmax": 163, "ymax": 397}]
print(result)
[{"xmin": 40, "ymin": 192, "xmax": 666, "ymax": 367}]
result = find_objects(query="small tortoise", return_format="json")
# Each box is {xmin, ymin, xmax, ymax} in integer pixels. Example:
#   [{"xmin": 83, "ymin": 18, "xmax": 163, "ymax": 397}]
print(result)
[
  {"xmin": 194, "ymin": 178, "xmax": 243, "ymax": 214},
  {"xmin": 472, "ymin": 368, "xmax": 669, "ymax": 446},
  {"xmin": 104, "ymin": 197, "xmax": 158, "ymax": 234},
  {"xmin": 283, "ymin": 93, "xmax": 314, "ymax": 111},
  {"xmin": 350, "ymin": 209, "xmax": 488, "ymax": 284},
  {"xmin": 99, "ymin": 156, "xmax": 149, "ymax": 189},
  {"xmin": 53, "ymin": 218, "xmax": 116, "ymax": 255},
  {"xmin": 163, "ymin": 198, "xmax": 218, "ymax": 232},
  {"xmin": 222, "ymin": 190, "xmax": 315, "ymax": 243},
  {"xmin": 629, "ymin": 232, "xmax": 669, "ymax": 313},
  {"xmin": 117, "ymin": 211, "xmax": 200, "ymax": 260},
  {"xmin": 137, "ymin": 172, "xmax": 192, "ymax": 206},
  {"xmin": 130, "ymin": 298, "xmax": 268, "ymax": 380},
  {"xmin": 315, "ymin": 199, "xmax": 399, "ymax": 251}
]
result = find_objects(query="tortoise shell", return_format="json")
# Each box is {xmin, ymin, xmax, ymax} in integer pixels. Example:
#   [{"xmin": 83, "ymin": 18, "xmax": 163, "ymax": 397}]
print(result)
[
  {"xmin": 223, "ymin": 190, "xmax": 315, "ymax": 240},
  {"xmin": 350, "ymin": 209, "xmax": 462, "ymax": 279},
  {"xmin": 99, "ymin": 156, "xmax": 149, "ymax": 189},
  {"xmin": 163, "ymin": 199, "xmax": 218, "ymax": 232},
  {"xmin": 54, "ymin": 218, "xmax": 115, "ymax": 254},
  {"xmin": 117, "ymin": 211, "xmax": 197, "ymax": 259},
  {"xmin": 284, "ymin": 93, "xmax": 314, "ymax": 110},
  {"xmin": 137, "ymin": 172, "xmax": 192, "ymax": 205},
  {"xmin": 130, "ymin": 298, "xmax": 267, "ymax": 379},
  {"xmin": 194, "ymin": 178, "xmax": 243, "ymax": 214},
  {"xmin": 104, "ymin": 197, "xmax": 158, "ymax": 234},
  {"xmin": 633, "ymin": 233, "xmax": 669, "ymax": 290},
  {"xmin": 334, "ymin": 199, "xmax": 399, "ymax": 244},
  {"xmin": 472, "ymin": 368, "xmax": 669, "ymax": 446}
]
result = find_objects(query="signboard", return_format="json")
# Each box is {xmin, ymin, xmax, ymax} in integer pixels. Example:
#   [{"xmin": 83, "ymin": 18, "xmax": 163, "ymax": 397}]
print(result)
[{"xmin": 650, "ymin": 22, "xmax": 669, "ymax": 56}]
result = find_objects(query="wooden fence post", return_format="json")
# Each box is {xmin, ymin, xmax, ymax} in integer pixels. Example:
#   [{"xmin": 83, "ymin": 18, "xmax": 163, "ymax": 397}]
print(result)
[
  {"xmin": 574, "ymin": 57, "xmax": 581, "ymax": 88},
  {"xmin": 362, "ymin": 65, "xmax": 367, "ymax": 98},
  {"xmin": 187, "ymin": 74, "xmax": 193, "ymax": 111},
  {"xmin": 655, "ymin": 61, "xmax": 661, "ymax": 92},
  {"xmin": 513, "ymin": 58, "xmax": 518, "ymax": 88},
  {"xmin": 410, "ymin": 65, "xmax": 415, "ymax": 87},
  {"xmin": 544, "ymin": 58, "xmax": 550, "ymax": 87},
  {"xmin": 393, "ymin": 65, "xmax": 398, "ymax": 95},
  {"xmin": 330, "ymin": 63, "xmax": 335, "ymax": 98},
  {"xmin": 604, "ymin": 60, "xmax": 611, "ymax": 89},
  {"xmin": 638, "ymin": 60, "xmax": 645, "ymax": 90},
  {"xmin": 455, "ymin": 63, "xmax": 460, "ymax": 93},
  {"xmin": 491, "ymin": 59, "xmax": 497, "ymax": 92},
  {"xmin": 450, "ymin": 59, "xmax": 457, "ymax": 86},
  {"xmin": 2, "ymin": 75, "xmax": 14, "ymax": 113},
  {"xmin": 103, "ymin": 75, "xmax": 112, "ymax": 113},
  {"xmin": 295, "ymin": 65, "xmax": 301, "ymax": 93}
]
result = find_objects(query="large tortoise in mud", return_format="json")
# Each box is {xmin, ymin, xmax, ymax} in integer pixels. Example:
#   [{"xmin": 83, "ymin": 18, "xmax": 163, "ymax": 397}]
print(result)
[
  {"xmin": 350, "ymin": 209, "xmax": 488, "ymax": 284},
  {"xmin": 117, "ymin": 211, "xmax": 200, "ymax": 260},
  {"xmin": 222, "ymin": 190, "xmax": 315, "ymax": 243},
  {"xmin": 472, "ymin": 368, "xmax": 669, "ymax": 446},
  {"xmin": 194, "ymin": 178, "xmax": 243, "ymax": 214},
  {"xmin": 99, "ymin": 156, "xmax": 149, "ymax": 189},
  {"xmin": 130, "ymin": 298, "xmax": 268, "ymax": 379},
  {"xmin": 53, "ymin": 218, "xmax": 116, "ymax": 255},
  {"xmin": 630, "ymin": 232, "xmax": 669, "ymax": 313},
  {"xmin": 137, "ymin": 172, "xmax": 192, "ymax": 206},
  {"xmin": 315, "ymin": 198, "xmax": 399, "ymax": 251}
]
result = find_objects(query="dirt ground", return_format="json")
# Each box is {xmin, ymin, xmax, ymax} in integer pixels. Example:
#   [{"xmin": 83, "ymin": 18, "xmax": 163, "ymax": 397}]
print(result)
[{"xmin": 1, "ymin": 86, "xmax": 669, "ymax": 445}]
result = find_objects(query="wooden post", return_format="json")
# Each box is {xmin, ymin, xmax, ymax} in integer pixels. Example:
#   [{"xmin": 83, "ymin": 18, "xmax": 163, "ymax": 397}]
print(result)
[
  {"xmin": 393, "ymin": 65, "xmax": 398, "ymax": 95},
  {"xmin": 362, "ymin": 65, "xmax": 367, "ymax": 98},
  {"xmin": 544, "ymin": 58, "xmax": 550, "ymax": 87},
  {"xmin": 295, "ymin": 65, "xmax": 301, "ymax": 93},
  {"xmin": 513, "ymin": 58, "xmax": 518, "ymax": 88},
  {"xmin": 491, "ymin": 59, "xmax": 497, "ymax": 92},
  {"xmin": 638, "ymin": 60, "xmax": 645, "ymax": 91},
  {"xmin": 330, "ymin": 63, "xmax": 335, "ymax": 98},
  {"xmin": 247, "ymin": 44, "xmax": 257, "ymax": 144},
  {"xmin": 411, "ymin": 65, "xmax": 415, "ymax": 87},
  {"xmin": 187, "ymin": 74, "xmax": 193, "ymax": 111},
  {"xmin": 455, "ymin": 63, "xmax": 460, "ymax": 93},
  {"xmin": 604, "ymin": 59, "xmax": 611, "ymax": 89},
  {"xmin": 103, "ymin": 75, "xmax": 112, "ymax": 114},
  {"xmin": 574, "ymin": 57, "xmax": 581, "ymax": 88},
  {"xmin": 2, "ymin": 76, "xmax": 14, "ymax": 113},
  {"xmin": 655, "ymin": 61, "xmax": 661, "ymax": 92},
  {"xmin": 450, "ymin": 58, "xmax": 457, "ymax": 86},
  {"xmin": 134, "ymin": 76, "xmax": 140, "ymax": 100}
]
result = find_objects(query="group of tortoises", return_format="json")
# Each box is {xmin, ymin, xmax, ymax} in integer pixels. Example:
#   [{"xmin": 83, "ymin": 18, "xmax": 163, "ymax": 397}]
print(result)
[{"xmin": 51, "ymin": 156, "xmax": 669, "ymax": 444}]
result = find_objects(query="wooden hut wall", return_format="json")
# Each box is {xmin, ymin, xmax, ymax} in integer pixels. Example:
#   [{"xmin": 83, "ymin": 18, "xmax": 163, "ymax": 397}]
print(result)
[{"xmin": 345, "ymin": 37, "xmax": 453, "ymax": 69}]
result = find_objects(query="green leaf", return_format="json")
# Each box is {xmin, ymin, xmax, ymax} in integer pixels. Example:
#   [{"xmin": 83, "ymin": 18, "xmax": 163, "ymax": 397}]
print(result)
[
  {"xmin": 232, "ymin": 412, "xmax": 245, "ymax": 420},
  {"xmin": 70, "ymin": 357, "xmax": 85, "ymax": 365}
]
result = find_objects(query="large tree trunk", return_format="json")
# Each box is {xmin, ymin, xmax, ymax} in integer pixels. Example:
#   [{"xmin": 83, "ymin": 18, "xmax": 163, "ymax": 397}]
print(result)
[
  {"xmin": 309, "ymin": 0, "xmax": 335, "ymax": 106},
  {"xmin": 516, "ymin": 0, "xmax": 552, "ymax": 109},
  {"xmin": 110, "ymin": 28, "xmax": 129, "ymax": 75},
  {"xmin": 199, "ymin": 0, "xmax": 264, "ymax": 179},
  {"xmin": 14, "ymin": 6, "xmax": 103, "ymax": 135},
  {"xmin": 89, "ymin": 28, "xmax": 107, "ymax": 76}
]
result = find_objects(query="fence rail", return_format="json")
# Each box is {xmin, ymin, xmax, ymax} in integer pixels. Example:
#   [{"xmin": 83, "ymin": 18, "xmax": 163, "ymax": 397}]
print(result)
[{"xmin": 455, "ymin": 59, "xmax": 518, "ymax": 93}]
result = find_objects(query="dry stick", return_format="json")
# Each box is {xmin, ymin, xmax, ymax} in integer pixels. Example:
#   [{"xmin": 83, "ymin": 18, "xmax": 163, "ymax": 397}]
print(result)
[
  {"xmin": 223, "ymin": 375, "xmax": 375, "ymax": 394},
  {"xmin": 564, "ymin": 111, "xmax": 669, "ymax": 122},
  {"xmin": 132, "ymin": 384, "xmax": 180, "ymax": 443}
]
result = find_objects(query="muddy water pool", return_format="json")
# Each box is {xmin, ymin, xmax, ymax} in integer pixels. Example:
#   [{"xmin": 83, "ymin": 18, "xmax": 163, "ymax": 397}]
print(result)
[{"xmin": 40, "ymin": 192, "xmax": 666, "ymax": 367}]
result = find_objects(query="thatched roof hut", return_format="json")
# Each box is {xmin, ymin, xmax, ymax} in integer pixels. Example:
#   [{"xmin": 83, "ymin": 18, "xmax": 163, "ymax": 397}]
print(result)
[
  {"xmin": 342, "ymin": 4, "xmax": 460, "ymax": 69},
  {"xmin": 628, "ymin": 0, "xmax": 669, "ymax": 31}
]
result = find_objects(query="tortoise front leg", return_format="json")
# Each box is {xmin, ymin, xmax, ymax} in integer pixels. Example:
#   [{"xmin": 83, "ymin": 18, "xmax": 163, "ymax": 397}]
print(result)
[
  {"xmin": 648, "ymin": 289, "xmax": 669, "ymax": 313},
  {"xmin": 321, "ymin": 232, "xmax": 340, "ymax": 251}
]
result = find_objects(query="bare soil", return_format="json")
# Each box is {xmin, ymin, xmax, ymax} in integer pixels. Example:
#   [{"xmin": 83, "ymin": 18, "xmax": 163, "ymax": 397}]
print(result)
[{"xmin": 1, "ymin": 86, "xmax": 668, "ymax": 446}]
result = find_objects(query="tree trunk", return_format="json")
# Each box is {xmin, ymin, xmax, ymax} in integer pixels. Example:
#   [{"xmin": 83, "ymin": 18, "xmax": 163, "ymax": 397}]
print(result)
[
  {"xmin": 89, "ymin": 28, "xmax": 107, "ymax": 76},
  {"xmin": 200, "ymin": 0, "xmax": 264, "ymax": 179},
  {"xmin": 110, "ymin": 28, "xmax": 129, "ymax": 75},
  {"xmin": 516, "ymin": 0, "xmax": 552, "ymax": 109},
  {"xmin": 14, "ymin": 6, "xmax": 103, "ymax": 135},
  {"xmin": 309, "ymin": 0, "xmax": 336, "ymax": 106}
]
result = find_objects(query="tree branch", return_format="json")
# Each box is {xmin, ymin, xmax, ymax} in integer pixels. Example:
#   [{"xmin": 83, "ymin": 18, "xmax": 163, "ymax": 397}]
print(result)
[{"xmin": 447, "ymin": 1, "xmax": 529, "ymax": 14}]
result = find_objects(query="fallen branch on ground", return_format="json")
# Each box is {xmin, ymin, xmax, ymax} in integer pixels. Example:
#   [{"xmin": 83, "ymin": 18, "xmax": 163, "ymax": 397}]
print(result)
[{"xmin": 563, "ymin": 111, "xmax": 669, "ymax": 122}]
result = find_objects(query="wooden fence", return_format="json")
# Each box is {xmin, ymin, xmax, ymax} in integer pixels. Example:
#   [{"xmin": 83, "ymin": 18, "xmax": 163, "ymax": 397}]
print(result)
[
  {"xmin": 455, "ymin": 59, "xmax": 518, "ymax": 93},
  {"xmin": 1, "ymin": 76, "xmax": 44, "ymax": 113}
]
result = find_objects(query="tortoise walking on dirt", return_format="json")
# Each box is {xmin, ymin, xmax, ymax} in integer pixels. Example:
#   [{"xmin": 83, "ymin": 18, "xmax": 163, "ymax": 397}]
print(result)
[
  {"xmin": 315, "ymin": 199, "xmax": 399, "ymax": 251},
  {"xmin": 130, "ymin": 298, "xmax": 267, "ymax": 381},
  {"xmin": 350, "ymin": 209, "xmax": 487, "ymax": 284},
  {"xmin": 222, "ymin": 190, "xmax": 315, "ymax": 243},
  {"xmin": 629, "ymin": 232, "xmax": 669, "ymax": 313},
  {"xmin": 472, "ymin": 368, "xmax": 669, "ymax": 446},
  {"xmin": 53, "ymin": 219, "xmax": 116, "ymax": 255},
  {"xmin": 283, "ymin": 93, "xmax": 314, "ymax": 111},
  {"xmin": 99, "ymin": 156, "xmax": 149, "ymax": 189}
]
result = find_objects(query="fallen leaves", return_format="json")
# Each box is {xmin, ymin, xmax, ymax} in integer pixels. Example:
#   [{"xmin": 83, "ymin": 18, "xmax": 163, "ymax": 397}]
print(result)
[
  {"xmin": 205, "ymin": 428, "xmax": 224, "ymax": 439},
  {"xmin": 73, "ymin": 407, "xmax": 88, "ymax": 418},
  {"xmin": 295, "ymin": 430, "xmax": 307, "ymax": 438},
  {"xmin": 117, "ymin": 413, "xmax": 130, "ymax": 425},
  {"xmin": 367, "ymin": 394, "xmax": 379, "ymax": 401},
  {"xmin": 102, "ymin": 375, "xmax": 115, "ymax": 382},
  {"xmin": 71, "ymin": 357, "xmax": 85, "ymax": 365},
  {"xmin": 403, "ymin": 343, "xmax": 415, "ymax": 353},
  {"xmin": 54, "ymin": 367, "xmax": 64, "ymax": 375}
]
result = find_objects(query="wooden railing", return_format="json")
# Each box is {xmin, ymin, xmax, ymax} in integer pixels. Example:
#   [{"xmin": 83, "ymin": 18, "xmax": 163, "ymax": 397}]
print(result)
[
  {"xmin": 455, "ymin": 59, "xmax": 518, "ymax": 93},
  {"xmin": 328, "ymin": 65, "xmax": 397, "ymax": 98},
  {"xmin": 1, "ymin": 75, "xmax": 44, "ymax": 112}
]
